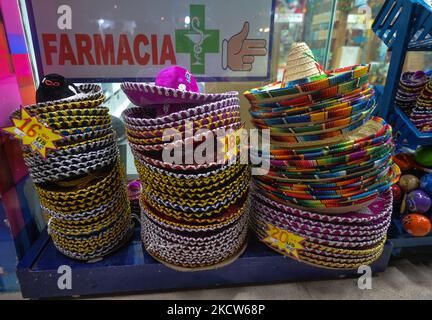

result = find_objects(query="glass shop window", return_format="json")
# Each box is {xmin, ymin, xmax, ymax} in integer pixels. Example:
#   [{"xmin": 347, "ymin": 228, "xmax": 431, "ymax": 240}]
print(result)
[{"xmin": 17, "ymin": 0, "xmax": 432, "ymax": 176}]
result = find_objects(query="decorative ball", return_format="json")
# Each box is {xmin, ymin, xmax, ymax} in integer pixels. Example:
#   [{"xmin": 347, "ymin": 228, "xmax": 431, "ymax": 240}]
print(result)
[
  {"xmin": 407, "ymin": 190, "xmax": 432, "ymax": 213},
  {"xmin": 420, "ymin": 174, "xmax": 432, "ymax": 196},
  {"xmin": 394, "ymin": 153, "xmax": 416, "ymax": 171},
  {"xmin": 415, "ymin": 146, "xmax": 432, "ymax": 167},
  {"xmin": 399, "ymin": 175, "xmax": 420, "ymax": 192},
  {"xmin": 392, "ymin": 185, "xmax": 402, "ymax": 204},
  {"xmin": 402, "ymin": 214, "xmax": 432, "ymax": 237}
]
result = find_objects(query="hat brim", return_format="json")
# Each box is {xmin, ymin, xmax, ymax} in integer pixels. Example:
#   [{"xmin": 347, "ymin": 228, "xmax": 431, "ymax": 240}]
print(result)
[{"xmin": 122, "ymin": 82, "xmax": 237, "ymax": 106}]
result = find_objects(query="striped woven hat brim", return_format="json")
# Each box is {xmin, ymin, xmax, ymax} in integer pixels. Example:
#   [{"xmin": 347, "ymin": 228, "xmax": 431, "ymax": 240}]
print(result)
[
  {"xmin": 245, "ymin": 64, "xmax": 370, "ymax": 104},
  {"xmin": 250, "ymin": 87, "xmax": 374, "ymax": 120}
]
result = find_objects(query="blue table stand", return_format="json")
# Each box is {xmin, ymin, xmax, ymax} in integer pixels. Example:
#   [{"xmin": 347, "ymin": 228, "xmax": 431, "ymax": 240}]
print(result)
[{"xmin": 16, "ymin": 228, "xmax": 393, "ymax": 299}]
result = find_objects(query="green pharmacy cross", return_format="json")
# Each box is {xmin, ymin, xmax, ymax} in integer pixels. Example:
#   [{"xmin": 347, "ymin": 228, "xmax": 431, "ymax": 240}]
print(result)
[{"xmin": 175, "ymin": 5, "xmax": 220, "ymax": 74}]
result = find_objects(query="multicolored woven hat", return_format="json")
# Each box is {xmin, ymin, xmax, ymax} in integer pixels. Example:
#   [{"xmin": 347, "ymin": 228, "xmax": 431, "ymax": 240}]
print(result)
[
  {"xmin": 244, "ymin": 64, "xmax": 370, "ymax": 105},
  {"xmin": 406, "ymin": 77, "xmax": 432, "ymax": 132},
  {"xmin": 9, "ymin": 75, "xmax": 133, "ymax": 261},
  {"xmin": 282, "ymin": 42, "xmax": 327, "ymax": 86},
  {"xmin": 395, "ymin": 71, "xmax": 429, "ymax": 112},
  {"xmin": 243, "ymin": 42, "xmax": 398, "ymax": 269},
  {"xmin": 250, "ymin": 190, "xmax": 393, "ymax": 269},
  {"xmin": 122, "ymin": 66, "xmax": 237, "ymax": 108},
  {"xmin": 122, "ymin": 66, "xmax": 250, "ymax": 271}
]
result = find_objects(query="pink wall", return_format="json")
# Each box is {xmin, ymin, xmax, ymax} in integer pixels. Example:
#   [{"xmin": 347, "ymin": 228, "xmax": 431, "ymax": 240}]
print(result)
[{"xmin": 0, "ymin": 0, "xmax": 35, "ymax": 128}]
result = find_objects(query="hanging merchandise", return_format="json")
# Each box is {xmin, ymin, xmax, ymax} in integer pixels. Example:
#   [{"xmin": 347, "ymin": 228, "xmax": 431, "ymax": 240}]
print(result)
[
  {"xmin": 122, "ymin": 66, "xmax": 251, "ymax": 271},
  {"xmin": 2, "ymin": 74, "xmax": 133, "ymax": 261},
  {"xmin": 244, "ymin": 43, "xmax": 400, "ymax": 269}
]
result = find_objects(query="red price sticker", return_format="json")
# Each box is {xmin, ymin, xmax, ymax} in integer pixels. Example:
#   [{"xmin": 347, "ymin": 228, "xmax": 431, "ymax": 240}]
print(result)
[{"xmin": 2, "ymin": 107, "xmax": 64, "ymax": 158}]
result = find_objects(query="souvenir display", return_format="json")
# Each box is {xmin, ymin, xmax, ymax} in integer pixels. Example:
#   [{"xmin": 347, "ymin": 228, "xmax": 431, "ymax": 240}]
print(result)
[
  {"xmin": 251, "ymin": 190, "xmax": 393, "ymax": 269},
  {"xmin": 10, "ymin": 74, "xmax": 132, "ymax": 261},
  {"xmin": 395, "ymin": 71, "xmax": 429, "ymax": 113},
  {"xmin": 122, "ymin": 66, "xmax": 250, "ymax": 271},
  {"xmin": 410, "ymin": 78, "xmax": 432, "ymax": 132},
  {"xmin": 402, "ymin": 214, "xmax": 432, "ymax": 237},
  {"xmin": 390, "ymin": 69, "xmax": 432, "ymax": 132},
  {"xmin": 244, "ymin": 43, "xmax": 399, "ymax": 269},
  {"xmin": 390, "ymin": 153, "xmax": 432, "ymax": 238}
]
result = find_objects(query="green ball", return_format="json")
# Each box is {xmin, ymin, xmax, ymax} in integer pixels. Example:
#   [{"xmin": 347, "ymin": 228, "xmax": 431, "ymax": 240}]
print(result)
[{"xmin": 415, "ymin": 146, "xmax": 432, "ymax": 167}]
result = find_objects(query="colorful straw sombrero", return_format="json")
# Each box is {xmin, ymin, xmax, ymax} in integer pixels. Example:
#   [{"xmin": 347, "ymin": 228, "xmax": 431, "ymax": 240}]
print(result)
[
  {"xmin": 250, "ymin": 190, "xmax": 393, "ymax": 269},
  {"xmin": 245, "ymin": 65, "xmax": 370, "ymax": 104},
  {"xmin": 10, "ymin": 74, "xmax": 133, "ymax": 261},
  {"xmin": 122, "ymin": 66, "xmax": 251, "ymax": 271},
  {"xmin": 395, "ymin": 71, "xmax": 429, "ymax": 112},
  {"xmin": 22, "ymin": 83, "xmax": 105, "ymax": 116},
  {"xmin": 122, "ymin": 66, "xmax": 237, "ymax": 108},
  {"xmin": 282, "ymin": 42, "xmax": 326, "ymax": 85},
  {"xmin": 243, "ymin": 43, "xmax": 397, "ymax": 269}
]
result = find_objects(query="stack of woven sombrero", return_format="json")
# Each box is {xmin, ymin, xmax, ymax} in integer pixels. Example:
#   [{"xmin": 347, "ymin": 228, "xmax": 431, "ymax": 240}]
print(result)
[
  {"xmin": 395, "ymin": 71, "xmax": 429, "ymax": 113},
  {"xmin": 122, "ymin": 66, "xmax": 250, "ymax": 271},
  {"xmin": 18, "ymin": 75, "xmax": 132, "ymax": 261},
  {"xmin": 410, "ymin": 77, "xmax": 432, "ymax": 133},
  {"xmin": 244, "ymin": 43, "xmax": 400, "ymax": 269}
]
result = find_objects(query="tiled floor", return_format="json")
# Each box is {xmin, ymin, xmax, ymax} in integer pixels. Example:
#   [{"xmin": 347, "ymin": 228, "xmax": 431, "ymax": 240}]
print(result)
[{"xmin": 2, "ymin": 258, "xmax": 432, "ymax": 300}]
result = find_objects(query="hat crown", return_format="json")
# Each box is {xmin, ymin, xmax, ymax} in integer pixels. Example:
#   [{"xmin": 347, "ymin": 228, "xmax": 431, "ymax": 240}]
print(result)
[
  {"xmin": 155, "ymin": 66, "xmax": 200, "ymax": 93},
  {"xmin": 283, "ymin": 42, "xmax": 325, "ymax": 84},
  {"xmin": 36, "ymin": 74, "xmax": 80, "ymax": 103}
]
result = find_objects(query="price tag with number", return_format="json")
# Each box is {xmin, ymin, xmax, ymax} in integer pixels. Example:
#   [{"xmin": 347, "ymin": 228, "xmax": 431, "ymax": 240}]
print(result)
[
  {"xmin": 264, "ymin": 224, "xmax": 305, "ymax": 260},
  {"xmin": 2, "ymin": 106, "xmax": 64, "ymax": 159}
]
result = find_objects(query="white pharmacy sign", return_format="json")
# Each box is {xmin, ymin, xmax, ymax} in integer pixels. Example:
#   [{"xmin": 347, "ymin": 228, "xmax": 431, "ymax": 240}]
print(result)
[{"xmin": 25, "ymin": 0, "xmax": 275, "ymax": 82}]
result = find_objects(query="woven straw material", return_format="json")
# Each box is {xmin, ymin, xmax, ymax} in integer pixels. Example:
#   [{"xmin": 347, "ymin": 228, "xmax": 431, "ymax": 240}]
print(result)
[
  {"xmin": 245, "ymin": 65, "xmax": 370, "ymax": 105},
  {"xmin": 282, "ymin": 42, "xmax": 325, "ymax": 84},
  {"xmin": 15, "ymin": 85, "xmax": 132, "ymax": 261},
  {"xmin": 121, "ymin": 78, "xmax": 251, "ymax": 271}
]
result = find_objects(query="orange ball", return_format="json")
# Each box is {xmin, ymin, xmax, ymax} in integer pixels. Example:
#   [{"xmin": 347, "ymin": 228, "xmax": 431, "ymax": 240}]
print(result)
[{"xmin": 402, "ymin": 214, "xmax": 432, "ymax": 237}]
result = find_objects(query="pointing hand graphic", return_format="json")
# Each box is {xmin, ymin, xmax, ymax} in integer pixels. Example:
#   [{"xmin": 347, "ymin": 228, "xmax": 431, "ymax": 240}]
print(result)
[{"xmin": 222, "ymin": 22, "xmax": 267, "ymax": 72}]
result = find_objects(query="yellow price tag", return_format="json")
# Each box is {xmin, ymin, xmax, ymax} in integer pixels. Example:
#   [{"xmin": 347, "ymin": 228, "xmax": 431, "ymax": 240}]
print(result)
[
  {"xmin": 2, "ymin": 107, "xmax": 64, "ymax": 159},
  {"xmin": 218, "ymin": 128, "xmax": 243, "ymax": 162},
  {"xmin": 264, "ymin": 224, "xmax": 305, "ymax": 260}
]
